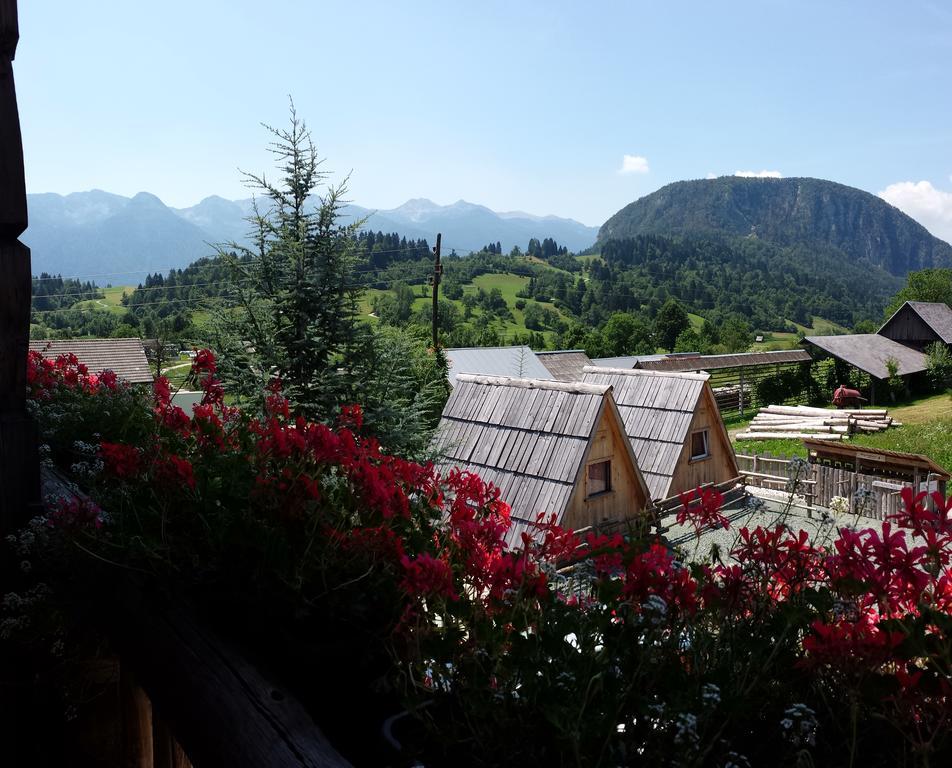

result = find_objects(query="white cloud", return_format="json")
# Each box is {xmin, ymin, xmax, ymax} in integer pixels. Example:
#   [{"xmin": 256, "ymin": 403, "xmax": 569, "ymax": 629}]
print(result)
[
  {"xmin": 734, "ymin": 170, "xmax": 783, "ymax": 178},
  {"xmin": 879, "ymin": 180, "xmax": 952, "ymax": 244},
  {"xmin": 619, "ymin": 154, "xmax": 649, "ymax": 175},
  {"xmin": 705, "ymin": 172, "xmax": 718, "ymax": 179}
]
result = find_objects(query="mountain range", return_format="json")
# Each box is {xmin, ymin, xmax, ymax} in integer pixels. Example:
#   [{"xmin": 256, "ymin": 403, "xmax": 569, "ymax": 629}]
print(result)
[
  {"xmin": 23, "ymin": 191, "xmax": 599, "ymax": 282},
  {"xmin": 599, "ymin": 176, "xmax": 952, "ymax": 277}
]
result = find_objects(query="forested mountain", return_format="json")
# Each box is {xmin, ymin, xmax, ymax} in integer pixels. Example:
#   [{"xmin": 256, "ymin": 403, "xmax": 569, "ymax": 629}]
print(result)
[
  {"xmin": 599, "ymin": 177, "xmax": 952, "ymax": 277},
  {"xmin": 592, "ymin": 234, "xmax": 897, "ymax": 329}
]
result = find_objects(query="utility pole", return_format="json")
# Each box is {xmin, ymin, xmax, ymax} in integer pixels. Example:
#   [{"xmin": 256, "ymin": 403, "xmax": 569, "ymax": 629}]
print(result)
[{"xmin": 430, "ymin": 233, "xmax": 443, "ymax": 349}]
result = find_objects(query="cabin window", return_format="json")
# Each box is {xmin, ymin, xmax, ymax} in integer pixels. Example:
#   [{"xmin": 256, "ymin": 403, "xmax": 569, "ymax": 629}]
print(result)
[
  {"xmin": 587, "ymin": 460, "xmax": 611, "ymax": 497},
  {"xmin": 690, "ymin": 430, "xmax": 710, "ymax": 461}
]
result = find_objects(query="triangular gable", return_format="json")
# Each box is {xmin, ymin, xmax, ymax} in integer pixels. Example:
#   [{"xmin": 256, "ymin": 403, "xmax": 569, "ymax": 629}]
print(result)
[{"xmin": 664, "ymin": 380, "xmax": 739, "ymax": 500}]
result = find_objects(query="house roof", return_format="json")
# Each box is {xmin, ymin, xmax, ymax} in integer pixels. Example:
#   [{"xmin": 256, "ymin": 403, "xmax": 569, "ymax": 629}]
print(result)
[
  {"xmin": 444, "ymin": 346, "xmax": 553, "ymax": 387},
  {"xmin": 803, "ymin": 334, "xmax": 928, "ymax": 380},
  {"xmin": 591, "ymin": 354, "xmax": 666, "ymax": 369},
  {"xmin": 535, "ymin": 349, "xmax": 594, "ymax": 381},
  {"xmin": 581, "ymin": 366, "xmax": 709, "ymax": 499},
  {"xmin": 432, "ymin": 374, "xmax": 647, "ymax": 548},
  {"xmin": 635, "ymin": 349, "xmax": 812, "ymax": 372},
  {"xmin": 879, "ymin": 301, "xmax": 952, "ymax": 345},
  {"xmin": 29, "ymin": 338, "xmax": 154, "ymax": 384}
]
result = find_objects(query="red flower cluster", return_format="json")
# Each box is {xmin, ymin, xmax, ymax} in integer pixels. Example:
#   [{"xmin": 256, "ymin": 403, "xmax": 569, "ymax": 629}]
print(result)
[
  {"xmin": 27, "ymin": 350, "xmax": 118, "ymax": 399},
  {"xmin": 47, "ymin": 496, "xmax": 104, "ymax": 530},
  {"xmin": 400, "ymin": 553, "xmax": 457, "ymax": 600},
  {"xmin": 99, "ymin": 442, "xmax": 141, "ymax": 479},
  {"xmin": 677, "ymin": 486, "xmax": 728, "ymax": 535}
]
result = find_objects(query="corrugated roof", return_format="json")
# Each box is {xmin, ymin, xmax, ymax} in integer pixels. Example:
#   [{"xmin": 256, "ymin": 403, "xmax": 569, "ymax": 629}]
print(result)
[
  {"xmin": 444, "ymin": 346, "xmax": 553, "ymax": 387},
  {"xmin": 906, "ymin": 302, "xmax": 952, "ymax": 344},
  {"xmin": 636, "ymin": 349, "xmax": 812, "ymax": 372},
  {"xmin": 581, "ymin": 366, "xmax": 707, "ymax": 499},
  {"xmin": 432, "ymin": 375, "xmax": 615, "ymax": 548},
  {"xmin": 536, "ymin": 350, "xmax": 594, "ymax": 382},
  {"xmin": 29, "ymin": 338, "xmax": 154, "ymax": 384},
  {"xmin": 804, "ymin": 334, "xmax": 928, "ymax": 380}
]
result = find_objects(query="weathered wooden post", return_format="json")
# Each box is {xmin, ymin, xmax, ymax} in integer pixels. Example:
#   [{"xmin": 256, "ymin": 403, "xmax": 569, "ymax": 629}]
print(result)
[{"xmin": 0, "ymin": 0, "xmax": 39, "ymax": 534}]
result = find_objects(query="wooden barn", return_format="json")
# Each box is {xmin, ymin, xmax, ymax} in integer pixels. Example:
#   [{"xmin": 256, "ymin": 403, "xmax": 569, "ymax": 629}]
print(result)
[
  {"xmin": 581, "ymin": 366, "xmax": 739, "ymax": 501},
  {"xmin": 878, "ymin": 301, "xmax": 952, "ymax": 351},
  {"xmin": 432, "ymin": 374, "xmax": 651, "ymax": 547}
]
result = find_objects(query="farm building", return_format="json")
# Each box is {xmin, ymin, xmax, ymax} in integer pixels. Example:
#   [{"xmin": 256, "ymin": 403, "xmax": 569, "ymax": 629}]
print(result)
[
  {"xmin": 29, "ymin": 338, "xmax": 154, "ymax": 384},
  {"xmin": 878, "ymin": 301, "xmax": 952, "ymax": 350},
  {"xmin": 633, "ymin": 349, "xmax": 813, "ymax": 416},
  {"xmin": 802, "ymin": 301, "xmax": 952, "ymax": 403},
  {"xmin": 432, "ymin": 374, "xmax": 651, "ymax": 547},
  {"xmin": 581, "ymin": 366, "xmax": 740, "ymax": 501},
  {"xmin": 444, "ymin": 345, "xmax": 552, "ymax": 387},
  {"xmin": 803, "ymin": 334, "xmax": 927, "ymax": 383},
  {"xmin": 536, "ymin": 349, "xmax": 593, "ymax": 381}
]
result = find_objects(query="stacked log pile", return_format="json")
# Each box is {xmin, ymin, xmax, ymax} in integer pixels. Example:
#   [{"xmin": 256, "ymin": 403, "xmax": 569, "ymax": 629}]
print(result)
[{"xmin": 736, "ymin": 405, "xmax": 898, "ymax": 442}]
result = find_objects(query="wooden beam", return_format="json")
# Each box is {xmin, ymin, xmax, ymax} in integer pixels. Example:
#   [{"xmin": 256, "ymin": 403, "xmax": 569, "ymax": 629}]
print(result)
[
  {"xmin": 121, "ymin": 666, "xmax": 155, "ymax": 768},
  {"xmin": 107, "ymin": 578, "xmax": 353, "ymax": 768},
  {"xmin": 0, "ymin": 0, "xmax": 37, "ymax": 534},
  {"xmin": 0, "ymin": 0, "xmax": 27, "ymax": 238}
]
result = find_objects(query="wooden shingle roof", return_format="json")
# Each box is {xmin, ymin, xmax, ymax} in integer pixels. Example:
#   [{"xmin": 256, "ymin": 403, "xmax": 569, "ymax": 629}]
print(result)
[
  {"xmin": 902, "ymin": 301, "xmax": 952, "ymax": 344},
  {"xmin": 29, "ymin": 338, "xmax": 154, "ymax": 384},
  {"xmin": 433, "ymin": 374, "xmax": 639, "ymax": 547},
  {"xmin": 803, "ymin": 334, "xmax": 928, "ymax": 380},
  {"xmin": 581, "ymin": 366, "xmax": 707, "ymax": 499},
  {"xmin": 536, "ymin": 349, "xmax": 594, "ymax": 382},
  {"xmin": 635, "ymin": 349, "xmax": 812, "ymax": 372}
]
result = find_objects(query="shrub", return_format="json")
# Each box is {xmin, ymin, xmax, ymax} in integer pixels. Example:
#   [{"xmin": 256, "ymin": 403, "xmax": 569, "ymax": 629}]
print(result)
[{"xmin": 926, "ymin": 341, "xmax": 952, "ymax": 391}]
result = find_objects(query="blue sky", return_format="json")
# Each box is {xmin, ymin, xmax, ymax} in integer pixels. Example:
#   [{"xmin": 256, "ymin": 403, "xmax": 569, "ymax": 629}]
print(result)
[{"xmin": 16, "ymin": 1, "xmax": 952, "ymax": 238}]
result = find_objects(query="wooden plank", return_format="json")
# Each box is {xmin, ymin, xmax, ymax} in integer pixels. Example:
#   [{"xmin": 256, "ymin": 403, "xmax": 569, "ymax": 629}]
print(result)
[
  {"xmin": 0, "ymin": 0, "xmax": 27, "ymax": 238},
  {"xmin": 736, "ymin": 432, "xmax": 842, "ymax": 441},
  {"xmin": 108, "ymin": 579, "xmax": 352, "ymax": 768},
  {"xmin": 121, "ymin": 666, "xmax": 154, "ymax": 768}
]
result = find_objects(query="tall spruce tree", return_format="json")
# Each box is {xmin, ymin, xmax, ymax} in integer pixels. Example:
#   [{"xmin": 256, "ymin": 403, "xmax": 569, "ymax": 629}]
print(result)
[{"xmin": 211, "ymin": 105, "xmax": 448, "ymax": 453}]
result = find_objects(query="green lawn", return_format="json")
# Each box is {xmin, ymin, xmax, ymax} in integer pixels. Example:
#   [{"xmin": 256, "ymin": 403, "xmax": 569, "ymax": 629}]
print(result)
[
  {"xmin": 70, "ymin": 285, "xmax": 135, "ymax": 316},
  {"xmin": 791, "ymin": 316, "xmax": 849, "ymax": 336},
  {"xmin": 748, "ymin": 317, "xmax": 849, "ymax": 353}
]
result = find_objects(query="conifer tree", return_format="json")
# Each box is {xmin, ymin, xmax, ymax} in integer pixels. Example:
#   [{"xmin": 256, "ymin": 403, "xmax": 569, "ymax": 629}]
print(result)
[{"xmin": 211, "ymin": 105, "xmax": 448, "ymax": 454}]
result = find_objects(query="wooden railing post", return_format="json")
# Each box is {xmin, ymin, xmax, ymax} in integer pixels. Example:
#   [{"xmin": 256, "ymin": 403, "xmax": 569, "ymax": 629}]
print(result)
[
  {"xmin": 121, "ymin": 665, "xmax": 155, "ymax": 768},
  {"xmin": 0, "ymin": 0, "xmax": 39, "ymax": 534}
]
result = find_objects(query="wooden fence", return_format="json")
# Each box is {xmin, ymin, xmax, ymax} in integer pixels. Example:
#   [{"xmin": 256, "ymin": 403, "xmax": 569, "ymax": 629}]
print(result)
[{"xmin": 735, "ymin": 451, "xmax": 924, "ymax": 520}]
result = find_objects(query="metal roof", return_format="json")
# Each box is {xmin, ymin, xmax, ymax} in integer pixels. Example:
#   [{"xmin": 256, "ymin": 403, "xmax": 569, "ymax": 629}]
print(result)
[
  {"xmin": 581, "ymin": 366, "xmax": 708, "ymax": 499},
  {"xmin": 444, "ymin": 346, "xmax": 553, "ymax": 387},
  {"xmin": 432, "ymin": 374, "xmax": 643, "ymax": 548},
  {"xmin": 29, "ymin": 338, "xmax": 154, "ymax": 384},
  {"xmin": 636, "ymin": 349, "xmax": 812, "ymax": 372},
  {"xmin": 535, "ymin": 349, "xmax": 594, "ymax": 382},
  {"xmin": 803, "ymin": 334, "xmax": 928, "ymax": 380}
]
